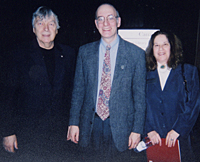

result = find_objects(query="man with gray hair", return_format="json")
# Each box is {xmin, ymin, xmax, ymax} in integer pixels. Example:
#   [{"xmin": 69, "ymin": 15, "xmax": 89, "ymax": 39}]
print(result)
[{"xmin": 2, "ymin": 6, "xmax": 76, "ymax": 157}]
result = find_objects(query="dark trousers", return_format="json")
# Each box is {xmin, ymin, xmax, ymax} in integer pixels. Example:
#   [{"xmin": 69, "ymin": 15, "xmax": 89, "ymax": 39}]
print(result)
[
  {"xmin": 0, "ymin": 115, "xmax": 79, "ymax": 162},
  {"xmin": 79, "ymin": 114, "xmax": 131, "ymax": 162}
]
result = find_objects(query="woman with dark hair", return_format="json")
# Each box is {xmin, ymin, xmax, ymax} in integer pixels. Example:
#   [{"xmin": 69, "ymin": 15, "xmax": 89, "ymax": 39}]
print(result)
[{"xmin": 145, "ymin": 30, "xmax": 199, "ymax": 161}]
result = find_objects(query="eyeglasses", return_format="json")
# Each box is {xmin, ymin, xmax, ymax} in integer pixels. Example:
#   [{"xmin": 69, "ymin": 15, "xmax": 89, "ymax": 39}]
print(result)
[{"xmin": 96, "ymin": 15, "xmax": 118, "ymax": 24}]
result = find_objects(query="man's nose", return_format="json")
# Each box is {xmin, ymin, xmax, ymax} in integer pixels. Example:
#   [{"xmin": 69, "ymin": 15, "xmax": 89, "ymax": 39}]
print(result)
[
  {"xmin": 44, "ymin": 24, "xmax": 49, "ymax": 31},
  {"xmin": 103, "ymin": 18, "xmax": 109, "ymax": 26}
]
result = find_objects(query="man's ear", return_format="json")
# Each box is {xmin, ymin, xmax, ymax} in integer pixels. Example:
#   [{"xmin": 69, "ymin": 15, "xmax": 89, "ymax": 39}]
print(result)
[
  {"xmin": 117, "ymin": 17, "xmax": 121, "ymax": 28},
  {"xmin": 33, "ymin": 27, "xmax": 35, "ymax": 34},
  {"xmin": 95, "ymin": 20, "xmax": 98, "ymax": 29}
]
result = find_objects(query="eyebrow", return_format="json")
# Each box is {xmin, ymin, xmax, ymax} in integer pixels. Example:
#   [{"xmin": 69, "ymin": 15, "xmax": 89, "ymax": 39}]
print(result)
[
  {"xmin": 49, "ymin": 20, "xmax": 56, "ymax": 23},
  {"xmin": 154, "ymin": 41, "xmax": 169, "ymax": 44},
  {"xmin": 36, "ymin": 19, "xmax": 42, "ymax": 22}
]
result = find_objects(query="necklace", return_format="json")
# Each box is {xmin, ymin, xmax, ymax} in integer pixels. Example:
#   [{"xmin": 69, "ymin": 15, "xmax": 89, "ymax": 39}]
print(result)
[{"xmin": 160, "ymin": 65, "xmax": 165, "ymax": 69}]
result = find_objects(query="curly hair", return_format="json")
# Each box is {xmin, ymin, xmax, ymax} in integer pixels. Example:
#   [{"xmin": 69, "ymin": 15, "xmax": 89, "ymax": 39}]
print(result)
[{"xmin": 146, "ymin": 30, "xmax": 183, "ymax": 71}]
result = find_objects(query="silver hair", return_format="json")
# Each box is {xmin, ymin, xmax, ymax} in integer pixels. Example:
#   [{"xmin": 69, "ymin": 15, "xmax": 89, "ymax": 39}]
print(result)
[
  {"xmin": 95, "ymin": 3, "xmax": 120, "ymax": 19},
  {"xmin": 32, "ymin": 6, "xmax": 60, "ymax": 29}
]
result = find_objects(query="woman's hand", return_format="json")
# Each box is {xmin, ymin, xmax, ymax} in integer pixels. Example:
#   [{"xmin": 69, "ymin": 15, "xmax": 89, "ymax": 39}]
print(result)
[
  {"xmin": 147, "ymin": 131, "xmax": 162, "ymax": 146},
  {"xmin": 166, "ymin": 130, "xmax": 180, "ymax": 147}
]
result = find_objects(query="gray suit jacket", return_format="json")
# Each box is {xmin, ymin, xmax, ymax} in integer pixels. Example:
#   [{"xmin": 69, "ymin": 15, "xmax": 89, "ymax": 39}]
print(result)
[{"xmin": 69, "ymin": 36, "xmax": 146, "ymax": 152}]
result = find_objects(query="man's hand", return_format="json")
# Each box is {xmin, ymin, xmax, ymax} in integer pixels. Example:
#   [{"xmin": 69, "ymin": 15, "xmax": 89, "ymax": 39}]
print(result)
[
  {"xmin": 128, "ymin": 132, "xmax": 141, "ymax": 149},
  {"xmin": 148, "ymin": 131, "xmax": 162, "ymax": 146},
  {"xmin": 166, "ymin": 130, "xmax": 179, "ymax": 147},
  {"xmin": 67, "ymin": 125, "xmax": 79, "ymax": 144},
  {"xmin": 3, "ymin": 134, "xmax": 18, "ymax": 153}
]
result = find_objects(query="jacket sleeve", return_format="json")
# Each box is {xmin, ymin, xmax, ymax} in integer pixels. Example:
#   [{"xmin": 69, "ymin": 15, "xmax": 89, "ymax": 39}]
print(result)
[
  {"xmin": 68, "ymin": 46, "xmax": 85, "ymax": 126},
  {"xmin": 0, "ymin": 53, "xmax": 20, "ymax": 137},
  {"xmin": 172, "ymin": 66, "xmax": 200, "ymax": 137},
  {"xmin": 132, "ymin": 49, "xmax": 146, "ymax": 134}
]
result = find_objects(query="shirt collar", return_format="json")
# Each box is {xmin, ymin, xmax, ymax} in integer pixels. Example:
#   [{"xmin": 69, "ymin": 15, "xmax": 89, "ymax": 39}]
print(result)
[
  {"xmin": 100, "ymin": 35, "xmax": 119, "ymax": 49},
  {"xmin": 157, "ymin": 62, "xmax": 171, "ymax": 72}
]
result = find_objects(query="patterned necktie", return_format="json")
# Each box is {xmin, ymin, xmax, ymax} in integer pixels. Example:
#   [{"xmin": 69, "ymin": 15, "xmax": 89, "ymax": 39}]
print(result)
[{"xmin": 97, "ymin": 45, "xmax": 111, "ymax": 121}]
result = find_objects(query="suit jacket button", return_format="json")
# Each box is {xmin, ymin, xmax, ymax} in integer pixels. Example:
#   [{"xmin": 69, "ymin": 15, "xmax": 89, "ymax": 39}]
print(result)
[{"xmin": 90, "ymin": 121, "xmax": 92, "ymax": 124}]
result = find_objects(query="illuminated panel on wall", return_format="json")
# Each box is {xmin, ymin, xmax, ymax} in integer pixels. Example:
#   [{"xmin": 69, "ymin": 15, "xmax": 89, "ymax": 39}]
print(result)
[{"xmin": 118, "ymin": 29, "xmax": 159, "ymax": 50}]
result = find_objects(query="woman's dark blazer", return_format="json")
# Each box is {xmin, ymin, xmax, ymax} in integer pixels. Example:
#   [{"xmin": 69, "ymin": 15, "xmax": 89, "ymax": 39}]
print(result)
[{"xmin": 145, "ymin": 64, "xmax": 199, "ymax": 138}]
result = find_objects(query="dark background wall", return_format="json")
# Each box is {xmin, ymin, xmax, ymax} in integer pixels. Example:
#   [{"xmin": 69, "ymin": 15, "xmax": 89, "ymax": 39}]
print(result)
[
  {"xmin": 0, "ymin": 0, "xmax": 200, "ymax": 64},
  {"xmin": 0, "ymin": 0, "xmax": 200, "ymax": 159}
]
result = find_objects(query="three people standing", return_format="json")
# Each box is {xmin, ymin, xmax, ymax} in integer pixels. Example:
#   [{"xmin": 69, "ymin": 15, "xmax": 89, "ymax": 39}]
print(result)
[{"xmin": 1, "ymin": 3, "xmax": 199, "ymax": 162}]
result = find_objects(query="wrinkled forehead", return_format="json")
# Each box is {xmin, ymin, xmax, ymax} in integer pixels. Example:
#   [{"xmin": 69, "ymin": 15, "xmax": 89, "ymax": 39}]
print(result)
[{"xmin": 35, "ymin": 15, "xmax": 55, "ymax": 23}]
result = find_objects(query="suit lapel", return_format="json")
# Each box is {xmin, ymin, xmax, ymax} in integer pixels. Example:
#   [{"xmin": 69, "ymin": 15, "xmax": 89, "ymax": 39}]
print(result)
[
  {"xmin": 29, "ymin": 40, "xmax": 50, "ymax": 85},
  {"xmin": 86, "ymin": 41, "xmax": 100, "ymax": 104},
  {"xmin": 29, "ymin": 40, "xmax": 65, "ymax": 87},
  {"xmin": 147, "ymin": 67, "xmax": 178, "ymax": 94},
  {"xmin": 163, "ymin": 66, "xmax": 180, "ymax": 91},
  {"xmin": 110, "ymin": 38, "xmax": 128, "ymax": 98},
  {"xmin": 147, "ymin": 69, "xmax": 161, "ymax": 93},
  {"xmin": 53, "ymin": 45, "xmax": 65, "ymax": 87},
  {"xmin": 30, "ymin": 40, "xmax": 47, "ymax": 67}
]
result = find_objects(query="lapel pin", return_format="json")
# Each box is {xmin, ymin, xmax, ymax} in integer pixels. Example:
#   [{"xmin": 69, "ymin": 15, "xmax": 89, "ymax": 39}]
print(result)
[
  {"xmin": 61, "ymin": 55, "xmax": 63, "ymax": 58},
  {"xmin": 121, "ymin": 65, "xmax": 124, "ymax": 69}
]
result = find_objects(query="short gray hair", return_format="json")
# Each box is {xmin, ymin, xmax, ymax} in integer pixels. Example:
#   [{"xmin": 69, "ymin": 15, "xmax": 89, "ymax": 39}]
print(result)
[{"xmin": 32, "ymin": 6, "xmax": 60, "ymax": 29}]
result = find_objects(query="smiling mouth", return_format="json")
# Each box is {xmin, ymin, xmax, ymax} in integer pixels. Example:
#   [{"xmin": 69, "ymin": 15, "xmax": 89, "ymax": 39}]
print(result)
[
  {"xmin": 42, "ymin": 34, "xmax": 50, "ymax": 37},
  {"xmin": 103, "ymin": 28, "xmax": 111, "ymax": 31},
  {"xmin": 158, "ymin": 53, "xmax": 165, "ymax": 56}
]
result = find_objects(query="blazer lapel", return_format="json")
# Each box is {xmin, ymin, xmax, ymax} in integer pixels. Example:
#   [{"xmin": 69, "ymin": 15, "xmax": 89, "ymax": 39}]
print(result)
[
  {"xmin": 163, "ymin": 66, "xmax": 181, "ymax": 91},
  {"xmin": 30, "ymin": 40, "xmax": 46, "ymax": 67},
  {"xmin": 110, "ymin": 38, "xmax": 128, "ymax": 99},
  {"xmin": 53, "ymin": 45, "xmax": 65, "ymax": 87},
  {"xmin": 29, "ymin": 40, "xmax": 50, "ymax": 85},
  {"xmin": 147, "ymin": 67, "xmax": 179, "ymax": 93},
  {"xmin": 87, "ymin": 41, "xmax": 100, "ymax": 105},
  {"xmin": 147, "ymin": 69, "xmax": 161, "ymax": 92}
]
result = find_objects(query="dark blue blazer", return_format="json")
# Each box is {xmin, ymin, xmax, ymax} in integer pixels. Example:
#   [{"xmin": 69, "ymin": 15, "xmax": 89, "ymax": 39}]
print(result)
[
  {"xmin": 69, "ymin": 36, "xmax": 146, "ymax": 152},
  {"xmin": 145, "ymin": 64, "xmax": 199, "ymax": 138},
  {"xmin": 1, "ymin": 39, "xmax": 76, "ymax": 138}
]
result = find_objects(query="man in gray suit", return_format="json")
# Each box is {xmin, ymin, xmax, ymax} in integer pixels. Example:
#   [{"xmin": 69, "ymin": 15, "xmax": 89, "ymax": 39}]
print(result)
[{"xmin": 67, "ymin": 3, "xmax": 146, "ymax": 161}]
